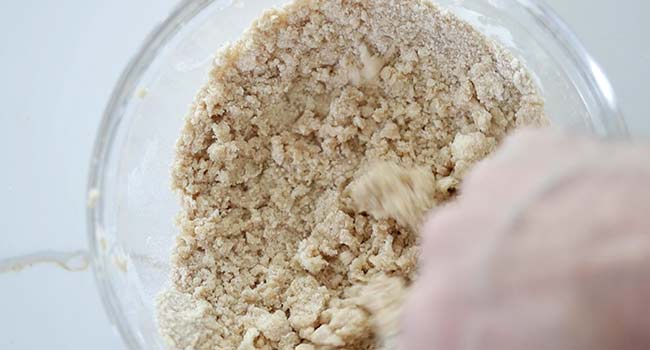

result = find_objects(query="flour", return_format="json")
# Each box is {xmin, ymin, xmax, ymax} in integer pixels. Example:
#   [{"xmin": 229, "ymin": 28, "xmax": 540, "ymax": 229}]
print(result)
[{"xmin": 156, "ymin": 0, "xmax": 546, "ymax": 349}]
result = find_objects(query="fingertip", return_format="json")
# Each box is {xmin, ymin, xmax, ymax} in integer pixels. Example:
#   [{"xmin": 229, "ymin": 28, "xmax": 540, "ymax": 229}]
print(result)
[{"xmin": 419, "ymin": 202, "xmax": 462, "ymax": 250}]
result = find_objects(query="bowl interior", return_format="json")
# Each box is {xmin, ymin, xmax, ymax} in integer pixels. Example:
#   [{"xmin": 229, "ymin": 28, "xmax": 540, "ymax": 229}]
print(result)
[{"xmin": 88, "ymin": 0, "xmax": 625, "ymax": 348}]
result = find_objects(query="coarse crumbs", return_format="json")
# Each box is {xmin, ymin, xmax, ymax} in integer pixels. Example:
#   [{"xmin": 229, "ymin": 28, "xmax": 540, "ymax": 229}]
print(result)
[{"xmin": 156, "ymin": 0, "xmax": 547, "ymax": 349}]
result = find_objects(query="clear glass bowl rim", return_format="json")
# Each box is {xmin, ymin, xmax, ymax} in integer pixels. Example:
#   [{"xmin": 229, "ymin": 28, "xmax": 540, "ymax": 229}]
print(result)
[{"xmin": 86, "ymin": 0, "xmax": 628, "ymax": 348}]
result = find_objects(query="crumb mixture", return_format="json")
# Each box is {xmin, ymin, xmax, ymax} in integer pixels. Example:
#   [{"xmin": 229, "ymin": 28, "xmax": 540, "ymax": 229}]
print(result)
[
  {"xmin": 348, "ymin": 162, "xmax": 437, "ymax": 231},
  {"xmin": 156, "ymin": 0, "xmax": 546, "ymax": 349}
]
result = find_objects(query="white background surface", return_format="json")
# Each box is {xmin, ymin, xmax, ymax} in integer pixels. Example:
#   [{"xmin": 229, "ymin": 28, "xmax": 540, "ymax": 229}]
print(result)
[{"xmin": 0, "ymin": 0, "xmax": 648, "ymax": 349}]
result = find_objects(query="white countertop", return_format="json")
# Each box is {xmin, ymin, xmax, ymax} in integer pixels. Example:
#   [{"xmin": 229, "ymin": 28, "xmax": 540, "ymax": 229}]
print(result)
[{"xmin": 0, "ymin": 0, "xmax": 647, "ymax": 349}]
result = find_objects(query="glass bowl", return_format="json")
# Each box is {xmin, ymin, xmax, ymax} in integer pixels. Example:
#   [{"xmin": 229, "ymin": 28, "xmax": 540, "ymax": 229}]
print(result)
[{"xmin": 86, "ymin": 0, "xmax": 628, "ymax": 348}]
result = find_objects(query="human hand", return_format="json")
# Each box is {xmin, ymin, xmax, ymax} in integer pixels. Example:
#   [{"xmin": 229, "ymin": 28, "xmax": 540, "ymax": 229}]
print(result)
[{"xmin": 401, "ymin": 129, "xmax": 650, "ymax": 350}]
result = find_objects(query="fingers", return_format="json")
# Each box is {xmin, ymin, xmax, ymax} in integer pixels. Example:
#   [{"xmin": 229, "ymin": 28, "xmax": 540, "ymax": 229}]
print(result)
[
  {"xmin": 419, "ymin": 199, "xmax": 499, "ymax": 269},
  {"xmin": 404, "ymin": 128, "xmax": 650, "ymax": 350}
]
